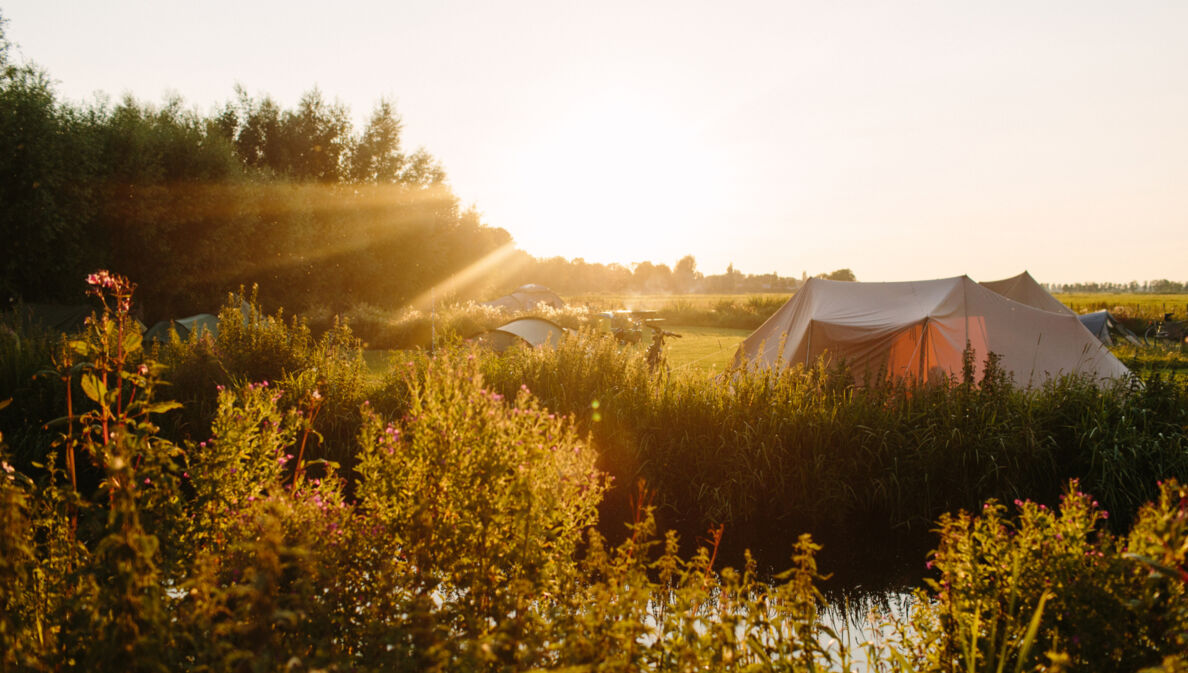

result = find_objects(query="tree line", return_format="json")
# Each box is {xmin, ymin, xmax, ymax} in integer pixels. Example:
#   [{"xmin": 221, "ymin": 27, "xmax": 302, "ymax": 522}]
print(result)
[
  {"xmin": 1, "ymin": 14, "xmax": 523, "ymax": 320},
  {"xmin": 0, "ymin": 15, "xmax": 846, "ymax": 322},
  {"xmin": 1047, "ymin": 280, "xmax": 1188, "ymax": 294}
]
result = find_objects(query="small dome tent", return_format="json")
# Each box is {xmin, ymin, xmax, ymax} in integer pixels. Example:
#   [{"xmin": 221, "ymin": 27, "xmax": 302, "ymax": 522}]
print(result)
[
  {"xmin": 1077, "ymin": 310, "xmax": 1141, "ymax": 347},
  {"xmin": 731, "ymin": 275, "xmax": 1128, "ymax": 386},
  {"xmin": 482, "ymin": 284, "xmax": 565, "ymax": 312},
  {"xmin": 475, "ymin": 317, "xmax": 567, "ymax": 353},
  {"xmin": 144, "ymin": 313, "xmax": 218, "ymax": 343}
]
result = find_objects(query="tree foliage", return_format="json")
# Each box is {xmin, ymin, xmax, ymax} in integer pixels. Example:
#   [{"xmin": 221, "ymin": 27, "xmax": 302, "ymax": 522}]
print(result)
[{"xmin": 0, "ymin": 18, "xmax": 498, "ymax": 318}]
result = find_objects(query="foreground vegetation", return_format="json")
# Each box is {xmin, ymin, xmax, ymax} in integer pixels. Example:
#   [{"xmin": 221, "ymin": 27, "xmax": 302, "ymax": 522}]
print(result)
[{"xmin": 1, "ymin": 274, "xmax": 1186, "ymax": 671}]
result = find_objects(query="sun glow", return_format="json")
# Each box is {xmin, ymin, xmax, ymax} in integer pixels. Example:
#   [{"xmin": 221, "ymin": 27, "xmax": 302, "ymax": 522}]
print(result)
[{"xmin": 500, "ymin": 94, "xmax": 727, "ymax": 267}]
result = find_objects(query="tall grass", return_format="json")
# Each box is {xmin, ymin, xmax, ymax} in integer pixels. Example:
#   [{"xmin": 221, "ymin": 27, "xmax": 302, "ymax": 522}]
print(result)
[
  {"xmin": 482, "ymin": 332, "xmax": 1188, "ymax": 588},
  {"xmin": 7, "ymin": 287, "xmax": 1188, "ymax": 594},
  {"xmin": 1113, "ymin": 340, "xmax": 1188, "ymax": 372}
]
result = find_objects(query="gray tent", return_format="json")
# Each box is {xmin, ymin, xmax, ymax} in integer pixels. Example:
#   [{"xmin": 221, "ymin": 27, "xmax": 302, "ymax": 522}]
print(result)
[
  {"xmin": 144, "ymin": 313, "xmax": 219, "ymax": 343},
  {"xmin": 1078, "ymin": 310, "xmax": 1141, "ymax": 347},
  {"xmin": 483, "ymin": 284, "xmax": 565, "ymax": 312}
]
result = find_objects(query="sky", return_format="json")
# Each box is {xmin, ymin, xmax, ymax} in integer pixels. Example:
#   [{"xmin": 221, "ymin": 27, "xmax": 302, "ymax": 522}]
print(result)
[{"xmin": 3, "ymin": 0, "xmax": 1186, "ymax": 284}]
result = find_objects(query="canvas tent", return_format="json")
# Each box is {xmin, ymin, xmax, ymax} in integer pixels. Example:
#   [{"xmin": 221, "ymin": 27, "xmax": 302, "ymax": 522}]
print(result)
[
  {"xmin": 144, "ymin": 313, "xmax": 219, "ymax": 343},
  {"xmin": 475, "ymin": 317, "xmax": 567, "ymax": 353},
  {"xmin": 979, "ymin": 271, "xmax": 1074, "ymax": 316},
  {"xmin": 731, "ymin": 275, "xmax": 1129, "ymax": 385},
  {"xmin": 483, "ymin": 284, "xmax": 565, "ymax": 312}
]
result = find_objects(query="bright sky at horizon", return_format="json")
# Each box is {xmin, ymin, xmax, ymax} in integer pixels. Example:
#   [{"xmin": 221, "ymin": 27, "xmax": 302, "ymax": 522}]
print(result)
[{"xmin": 4, "ymin": 1, "xmax": 1186, "ymax": 284}]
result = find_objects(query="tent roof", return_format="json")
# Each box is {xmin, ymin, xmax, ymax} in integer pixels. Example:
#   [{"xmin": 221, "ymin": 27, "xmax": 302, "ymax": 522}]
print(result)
[
  {"xmin": 482, "ymin": 284, "xmax": 565, "ymax": 312},
  {"xmin": 980, "ymin": 271, "xmax": 1074, "ymax": 315},
  {"xmin": 494, "ymin": 317, "xmax": 566, "ymax": 348},
  {"xmin": 733, "ymin": 275, "xmax": 1128, "ymax": 386}
]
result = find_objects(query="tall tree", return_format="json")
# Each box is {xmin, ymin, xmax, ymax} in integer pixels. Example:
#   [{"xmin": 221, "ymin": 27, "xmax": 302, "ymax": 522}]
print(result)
[
  {"xmin": 279, "ymin": 88, "xmax": 352, "ymax": 182},
  {"xmin": 0, "ymin": 18, "xmax": 98, "ymax": 302},
  {"xmin": 349, "ymin": 99, "xmax": 405, "ymax": 183},
  {"xmin": 673, "ymin": 254, "xmax": 700, "ymax": 292}
]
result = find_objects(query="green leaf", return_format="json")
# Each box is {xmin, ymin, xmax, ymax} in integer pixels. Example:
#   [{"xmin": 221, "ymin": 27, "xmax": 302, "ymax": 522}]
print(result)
[
  {"xmin": 1013, "ymin": 592, "xmax": 1049, "ymax": 673},
  {"xmin": 0, "ymin": 398, "xmax": 10, "ymax": 412},
  {"xmin": 80, "ymin": 373, "xmax": 106, "ymax": 403},
  {"xmin": 123, "ymin": 330, "xmax": 142, "ymax": 355},
  {"xmin": 144, "ymin": 401, "xmax": 183, "ymax": 415},
  {"xmin": 69, "ymin": 339, "xmax": 89, "ymax": 356}
]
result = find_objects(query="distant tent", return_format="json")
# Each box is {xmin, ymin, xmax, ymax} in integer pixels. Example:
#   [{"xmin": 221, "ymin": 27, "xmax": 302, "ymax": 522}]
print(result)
[
  {"xmin": 11, "ymin": 304, "xmax": 94, "ymax": 334},
  {"xmin": 475, "ymin": 317, "xmax": 566, "ymax": 353},
  {"xmin": 1078, "ymin": 310, "xmax": 1141, "ymax": 347},
  {"xmin": 731, "ymin": 275, "xmax": 1128, "ymax": 386},
  {"xmin": 483, "ymin": 284, "xmax": 565, "ymax": 312},
  {"xmin": 144, "ymin": 314, "xmax": 219, "ymax": 343},
  {"xmin": 979, "ymin": 271, "xmax": 1074, "ymax": 315}
]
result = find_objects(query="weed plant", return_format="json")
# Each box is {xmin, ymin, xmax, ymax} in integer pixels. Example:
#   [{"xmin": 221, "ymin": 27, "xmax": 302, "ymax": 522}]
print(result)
[{"xmin": 0, "ymin": 309, "xmax": 69, "ymax": 467}]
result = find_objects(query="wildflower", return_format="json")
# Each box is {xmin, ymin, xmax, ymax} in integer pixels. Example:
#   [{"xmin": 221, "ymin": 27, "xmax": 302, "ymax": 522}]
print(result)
[
  {"xmin": 143, "ymin": 477, "xmax": 151, "ymax": 485},
  {"xmin": 85, "ymin": 270, "xmax": 116, "ymax": 289},
  {"xmin": 137, "ymin": 363, "xmax": 149, "ymax": 376}
]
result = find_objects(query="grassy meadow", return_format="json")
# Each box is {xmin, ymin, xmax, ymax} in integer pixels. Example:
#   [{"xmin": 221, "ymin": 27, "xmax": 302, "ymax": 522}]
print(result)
[{"xmin": 1056, "ymin": 292, "xmax": 1188, "ymax": 321}]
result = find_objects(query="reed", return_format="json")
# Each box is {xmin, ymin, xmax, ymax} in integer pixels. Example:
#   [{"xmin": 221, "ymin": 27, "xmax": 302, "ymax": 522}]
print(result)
[{"xmin": 481, "ymin": 332, "xmax": 1188, "ymax": 586}]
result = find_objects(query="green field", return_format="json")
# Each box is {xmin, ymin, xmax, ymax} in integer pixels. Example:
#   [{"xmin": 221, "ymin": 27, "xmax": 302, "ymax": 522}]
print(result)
[
  {"xmin": 569, "ymin": 291, "xmax": 1188, "ymax": 321},
  {"xmin": 564, "ymin": 292, "xmax": 793, "ymax": 311},
  {"xmin": 663, "ymin": 325, "xmax": 751, "ymax": 373},
  {"xmin": 1056, "ymin": 292, "xmax": 1188, "ymax": 321}
]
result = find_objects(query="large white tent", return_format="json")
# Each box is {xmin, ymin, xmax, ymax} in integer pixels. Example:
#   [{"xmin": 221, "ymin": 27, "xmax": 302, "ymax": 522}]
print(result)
[{"xmin": 730, "ymin": 275, "xmax": 1128, "ymax": 386}]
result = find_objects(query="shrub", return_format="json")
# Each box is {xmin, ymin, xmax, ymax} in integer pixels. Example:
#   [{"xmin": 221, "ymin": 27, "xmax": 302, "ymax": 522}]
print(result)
[{"xmin": 904, "ymin": 480, "xmax": 1188, "ymax": 672}]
